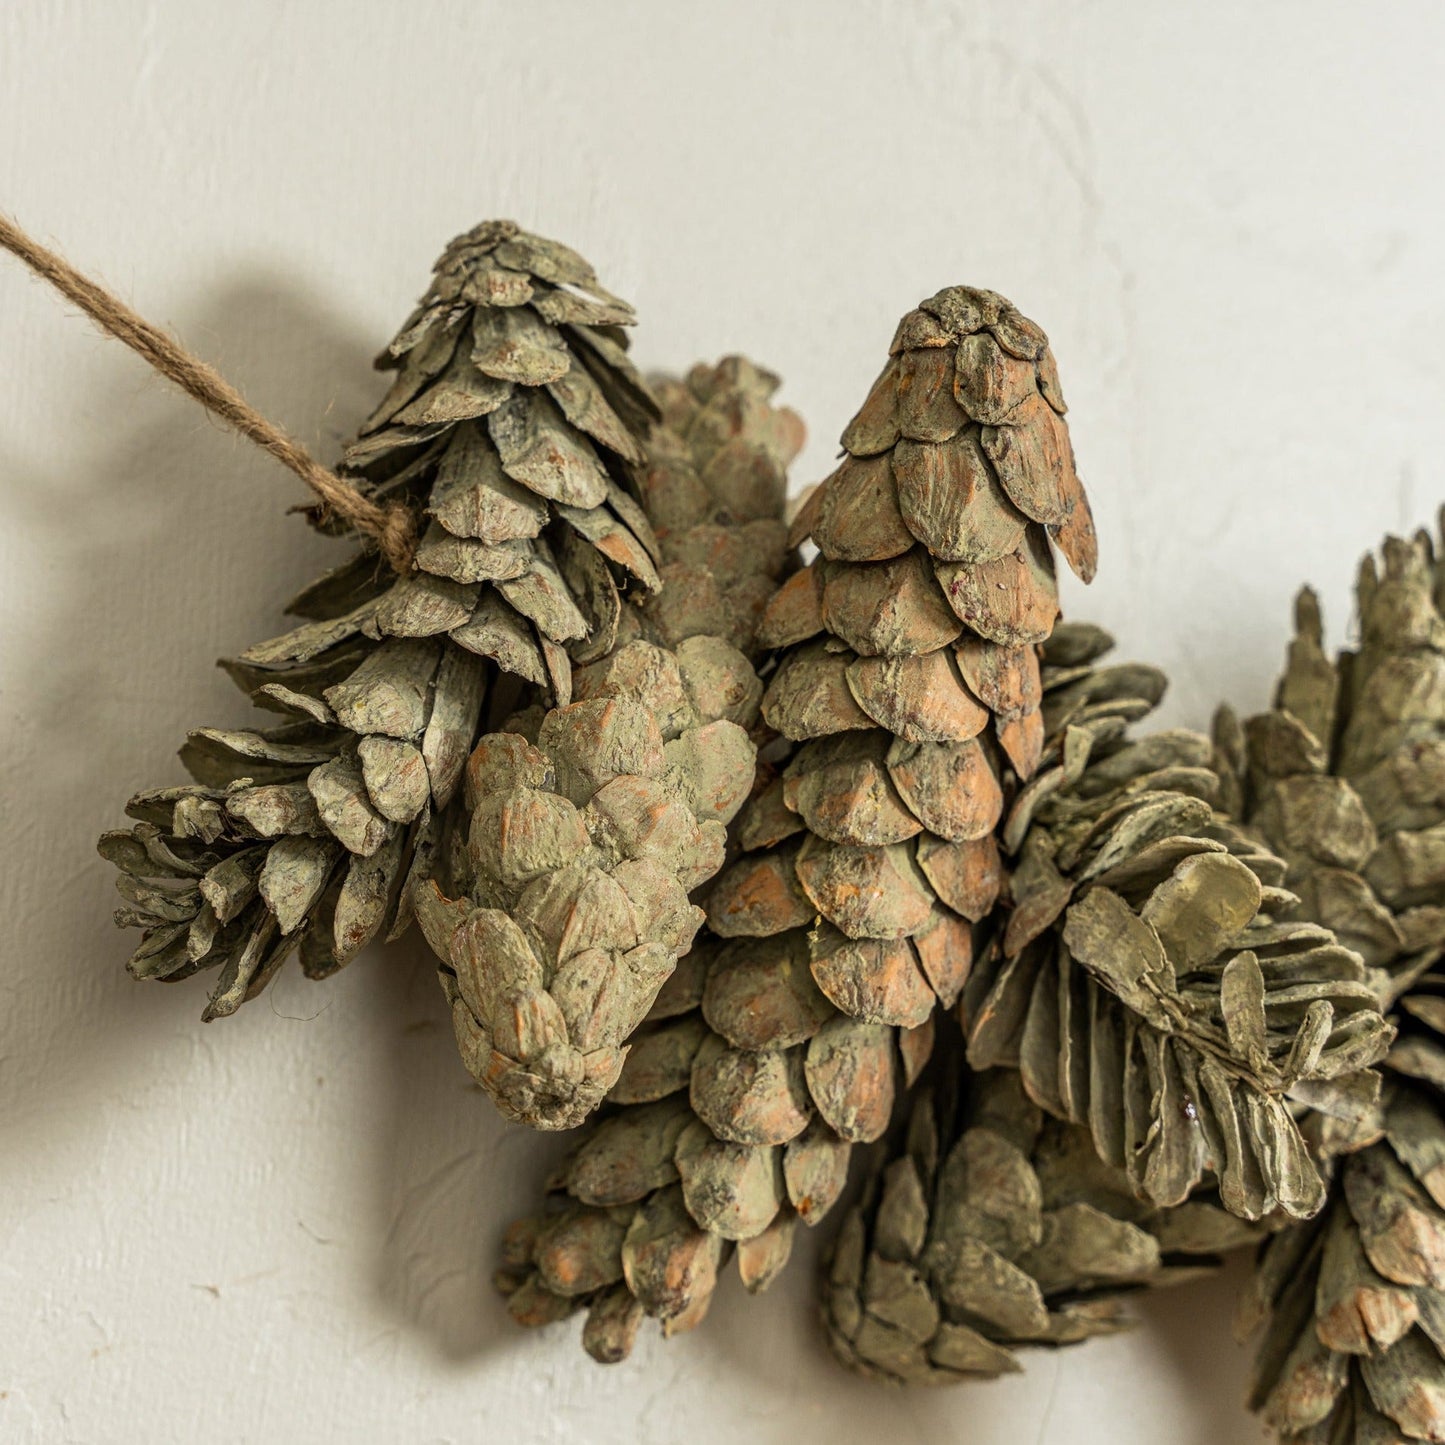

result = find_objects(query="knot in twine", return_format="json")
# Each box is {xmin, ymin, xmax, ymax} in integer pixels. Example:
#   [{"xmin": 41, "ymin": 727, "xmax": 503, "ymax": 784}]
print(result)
[{"xmin": 0, "ymin": 213, "xmax": 416, "ymax": 573}]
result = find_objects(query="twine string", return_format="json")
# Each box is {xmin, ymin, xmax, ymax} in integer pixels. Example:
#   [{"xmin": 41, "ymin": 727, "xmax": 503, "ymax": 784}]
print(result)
[{"xmin": 0, "ymin": 213, "xmax": 416, "ymax": 572}]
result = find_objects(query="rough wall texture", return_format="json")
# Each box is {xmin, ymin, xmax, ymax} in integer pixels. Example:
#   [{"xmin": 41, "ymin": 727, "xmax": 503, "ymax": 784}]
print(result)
[{"xmin": 2, "ymin": 2, "xmax": 1442, "ymax": 1441}]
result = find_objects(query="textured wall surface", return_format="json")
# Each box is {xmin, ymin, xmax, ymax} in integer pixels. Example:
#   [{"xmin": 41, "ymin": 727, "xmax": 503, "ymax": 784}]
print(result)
[{"xmin": 2, "ymin": 3, "xmax": 1442, "ymax": 1441}]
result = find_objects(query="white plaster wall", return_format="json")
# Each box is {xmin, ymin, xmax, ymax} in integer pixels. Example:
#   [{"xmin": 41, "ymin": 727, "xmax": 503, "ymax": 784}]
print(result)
[{"xmin": 2, "ymin": 2, "xmax": 1441, "ymax": 1440}]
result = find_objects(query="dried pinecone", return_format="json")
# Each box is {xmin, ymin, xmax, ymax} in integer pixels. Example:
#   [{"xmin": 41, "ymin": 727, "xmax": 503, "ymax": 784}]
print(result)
[
  {"xmin": 100, "ymin": 221, "xmax": 660, "ymax": 1019},
  {"xmin": 1233, "ymin": 523, "xmax": 1445, "ymax": 1444},
  {"xmin": 964, "ymin": 625, "xmax": 1394, "ymax": 1221},
  {"xmin": 706, "ymin": 287, "xmax": 1097, "ymax": 1035},
  {"xmin": 1239, "ymin": 1009, "xmax": 1445, "ymax": 1443},
  {"xmin": 1214, "ymin": 520, "xmax": 1445, "ymax": 1010},
  {"xmin": 824, "ymin": 1052, "xmax": 1265, "ymax": 1384},
  {"xmin": 493, "ymin": 933, "xmax": 936, "ymax": 1360},
  {"xmin": 413, "ymin": 358, "xmax": 803, "ymax": 1129}
]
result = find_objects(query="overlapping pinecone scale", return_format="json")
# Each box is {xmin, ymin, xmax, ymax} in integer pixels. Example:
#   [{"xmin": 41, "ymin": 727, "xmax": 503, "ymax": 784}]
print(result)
[
  {"xmin": 493, "ymin": 930, "xmax": 938, "ymax": 1359},
  {"xmin": 961, "ymin": 625, "xmax": 1394, "ymax": 1223},
  {"xmin": 707, "ymin": 287, "xmax": 1095, "ymax": 1029},
  {"xmin": 1231, "ymin": 521, "xmax": 1445, "ymax": 1444},
  {"xmin": 100, "ymin": 222, "xmax": 659, "ymax": 1019},
  {"xmin": 414, "ymin": 358, "xmax": 803, "ymax": 1130},
  {"xmin": 823, "ymin": 1057, "xmax": 1266, "ymax": 1385}
]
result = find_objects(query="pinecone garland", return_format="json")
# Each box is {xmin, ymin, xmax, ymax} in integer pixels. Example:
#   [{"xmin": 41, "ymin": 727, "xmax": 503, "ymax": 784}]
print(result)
[
  {"xmin": 1231, "ymin": 524, "xmax": 1445, "ymax": 1443},
  {"xmin": 823, "ymin": 1055, "xmax": 1265, "ymax": 1384},
  {"xmin": 99, "ymin": 222, "xmax": 659, "ymax": 1020},
  {"xmin": 54, "ymin": 198, "xmax": 1445, "ymax": 1419},
  {"xmin": 964, "ymin": 626, "xmax": 1394, "ymax": 1221},
  {"xmin": 705, "ymin": 287, "xmax": 1098, "ymax": 1035},
  {"xmin": 414, "ymin": 358, "xmax": 804, "ymax": 1129}
]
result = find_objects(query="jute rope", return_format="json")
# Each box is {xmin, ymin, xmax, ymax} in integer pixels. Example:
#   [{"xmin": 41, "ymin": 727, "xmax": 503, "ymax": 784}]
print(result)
[{"xmin": 0, "ymin": 214, "xmax": 416, "ymax": 572}]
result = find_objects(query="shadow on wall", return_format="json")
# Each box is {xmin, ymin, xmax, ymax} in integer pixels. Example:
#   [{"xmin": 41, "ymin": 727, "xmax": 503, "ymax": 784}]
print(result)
[
  {"xmin": 0, "ymin": 261, "xmax": 560, "ymax": 1370},
  {"xmin": 365, "ymin": 926, "xmax": 573, "ymax": 1363},
  {"xmin": 1134, "ymin": 1253, "xmax": 1264, "ymax": 1445},
  {"xmin": 0, "ymin": 268, "xmax": 373, "ymax": 1161}
]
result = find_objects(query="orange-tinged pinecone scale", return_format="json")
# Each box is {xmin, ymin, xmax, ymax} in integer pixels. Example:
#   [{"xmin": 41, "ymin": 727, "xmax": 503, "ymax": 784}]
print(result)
[{"xmin": 705, "ymin": 287, "xmax": 1097, "ymax": 1035}]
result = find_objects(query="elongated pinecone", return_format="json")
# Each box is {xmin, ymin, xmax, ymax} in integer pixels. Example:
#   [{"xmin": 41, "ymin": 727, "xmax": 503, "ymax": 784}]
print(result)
[
  {"xmin": 1239, "ymin": 983, "xmax": 1445, "ymax": 1443},
  {"xmin": 99, "ymin": 222, "xmax": 661, "ymax": 1020},
  {"xmin": 963, "ymin": 625, "xmax": 1394, "ymax": 1221},
  {"xmin": 1215, "ymin": 520, "xmax": 1445, "ymax": 1010},
  {"xmin": 413, "ymin": 358, "xmax": 803, "ymax": 1129},
  {"xmin": 493, "ymin": 932, "xmax": 937, "ymax": 1360},
  {"xmin": 705, "ymin": 287, "xmax": 1098, "ymax": 1036},
  {"xmin": 1232, "ymin": 523, "xmax": 1445, "ymax": 1443},
  {"xmin": 824, "ymin": 1053, "xmax": 1265, "ymax": 1384}
]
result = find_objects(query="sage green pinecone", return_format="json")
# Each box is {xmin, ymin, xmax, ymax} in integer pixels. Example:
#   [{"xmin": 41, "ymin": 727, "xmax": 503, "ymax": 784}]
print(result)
[
  {"xmin": 1214, "ymin": 517, "xmax": 1445, "ymax": 1018},
  {"xmin": 414, "ymin": 357, "xmax": 804, "ymax": 1129},
  {"xmin": 824, "ymin": 1054, "xmax": 1265, "ymax": 1384},
  {"xmin": 492, "ymin": 928, "xmax": 937, "ymax": 1361},
  {"xmin": 964, "ymin": 625, "xmax": 1393, "ymax": 1221},
  {"xmin": 1232, "ymin": 521, "xmax": 1445, "ymax": 1444},
  {"xmin": 704, "ymin": 287, "xmax": 1098, "ymax": 1036},
  {"xmin": 100, "ymin": 222, "xmax": 661, "ymax": 1020},
  {"xmin": 1240, "ymin": 994, "xmax": 1445, "ymax": 1444}
]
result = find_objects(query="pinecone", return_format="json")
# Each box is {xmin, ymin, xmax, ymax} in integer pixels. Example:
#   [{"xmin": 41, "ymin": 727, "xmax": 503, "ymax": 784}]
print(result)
[
  {"xmin": 963, "ymin": 625, "xmax": 1394, "ymax": 1221},
  {"xmin": 98, "ymin": 221, "xmax": 660, "ymax": 1019},
  {"xmin": 413, "ymin": 358, "xmax": 804, "ymax": 1129},
  {"xmin": 1239, "ymin": 999, "xmax": 1445, "ymax": 1443},
  {"xmin": 705, "ymin": 286, "xmax": 1097, "ymax": 1035},
  {"xmin": 492, "ymin": 932, "xmax": 937, "ymax": 1360},
  {"xmin": 1214, "ymin": 519, "xmax": 1445, "ymax": 1006},
  {"xmin": 1230, "ymin": 523, "xmax": 1445, "ymax": 1443},
  {"xmin": 824, "ymin": 1054, "xmax": 1265, "ymax": 1384}
]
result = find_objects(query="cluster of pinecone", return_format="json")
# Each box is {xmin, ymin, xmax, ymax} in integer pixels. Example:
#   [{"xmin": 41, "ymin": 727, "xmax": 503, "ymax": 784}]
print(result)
[{"xmin": 101, "ymin": 221, "xmax": 1445, "ymax": 1440}]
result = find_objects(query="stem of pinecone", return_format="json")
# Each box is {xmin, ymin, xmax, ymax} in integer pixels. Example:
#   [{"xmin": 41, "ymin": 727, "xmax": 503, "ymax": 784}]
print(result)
[{"xmin": 0, "ymin": 213, "xmax": 416, "ymax": 572}]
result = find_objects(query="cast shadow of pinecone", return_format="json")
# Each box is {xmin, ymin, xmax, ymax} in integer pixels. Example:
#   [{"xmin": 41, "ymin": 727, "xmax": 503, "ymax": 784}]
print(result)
[
  {"xmin": 365, "ymin": 926, "xmax": 568, "ymax": 1360},
  {"xmin": 0, "ymin": 272, "xmax": 374, "ymax": 1160},
  {"xmin": 0, "ymin": 268, "xmax": 547, "ymax": 1369}
]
